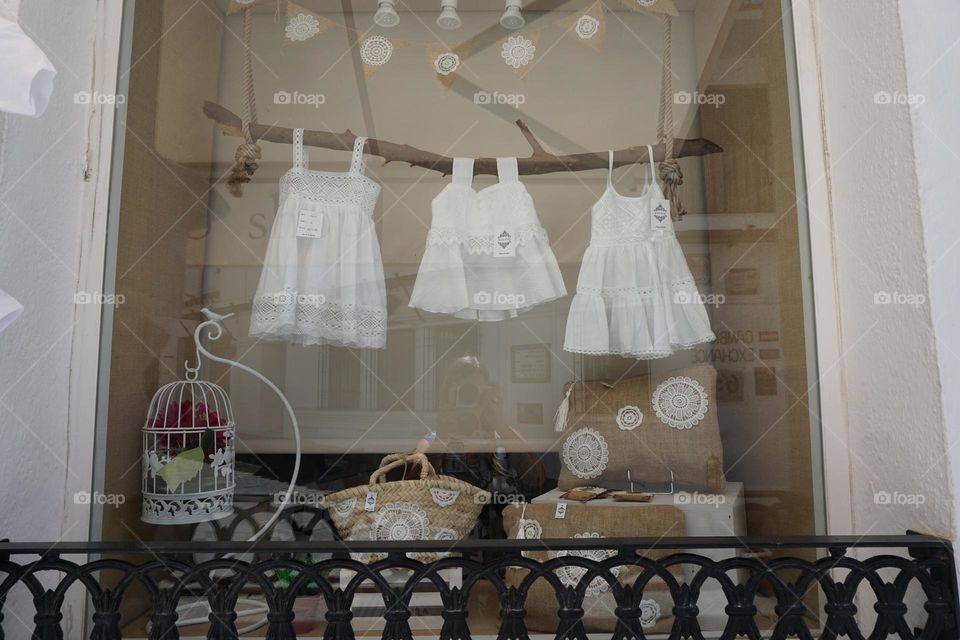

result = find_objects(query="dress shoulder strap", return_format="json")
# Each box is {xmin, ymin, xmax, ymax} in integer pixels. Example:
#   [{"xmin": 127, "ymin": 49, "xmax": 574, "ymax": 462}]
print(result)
[
  {"xmin": 452, "ymin": 158, "xmax": 474, "ymax": 185},
  {"xmin": 350, "ymin": 136, "xmax": 367, "ymax": 174},
  {"xmin": 292, "ymin": 127, "xmax": 308, "ymax": 169},
  {"xmin": 496, "ymin": 157, "xmax": 518, "ymax": 183},
  {"xmin": 646, "ymin": 144, "xmax": 657, "ymax": 184},
  {"xmin": 607, "ymin": 150, "xmax": 614, "ymax": 186}
]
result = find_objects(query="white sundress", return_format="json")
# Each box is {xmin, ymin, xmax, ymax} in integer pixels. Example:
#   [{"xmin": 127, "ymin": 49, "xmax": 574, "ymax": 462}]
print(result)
[
  {"xmin": 249, "ymin": 129, "xmax": 387, "ymax": 348},
  {"xmin": 409, "ymin": 157, "xmax": 566, "ymax": 321},
  {"xmin": 563, "ymin": 146, "xmax": 715, "ymax": 358}
]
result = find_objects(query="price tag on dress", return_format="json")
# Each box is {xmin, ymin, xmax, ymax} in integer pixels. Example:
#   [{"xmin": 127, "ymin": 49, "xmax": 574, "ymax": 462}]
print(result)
[
  {"xmin": 493, "ymin": 226, "xmax": 516, "ymax": 257},
  {"xmin": 296, "ymin": 209, "xmax": 325, "ymax": 238},
  {"xmin": 651, "ymin": 200, "xmax": 671, "ymax": 230}
]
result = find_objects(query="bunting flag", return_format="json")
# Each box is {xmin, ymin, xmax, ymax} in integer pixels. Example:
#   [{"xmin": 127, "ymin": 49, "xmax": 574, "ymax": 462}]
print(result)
[
  {"xmin": 499, "ymin": 31, "xmax": 540, "ymax": 79},
  {"xmin": 427, "ymin": 43, "xmax": 470, "ymax": 90},
  {"xmin": 254, "ymin": 0, "xmax": 678, "ymax": 81},
  {"xmin": 561, "ymin": 0, "xmax": 606, "ymax": 51},
  {"xmin": 621, "ymin": 0, "xmax": 679, "ymax": 16},
  {"xmin": 284, "ymin": 2, "xmax": 334, "ymax": 46},
  {"xmin": 359, "ymin": 34, "xmax": 402, "ymax": 78},
  {"xmin": 227, "ymin": 0, "xmax": 260, "ymax": 15}
]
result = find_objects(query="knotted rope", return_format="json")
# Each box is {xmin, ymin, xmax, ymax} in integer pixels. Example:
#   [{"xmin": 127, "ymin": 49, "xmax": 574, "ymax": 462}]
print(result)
[
  {"xmin": 656, "ymin": 13, "xmax": 685, "ymax": 220},
  {"xmin": 228, "ymin": 5, "xmax": 262, "ymax": 196}
]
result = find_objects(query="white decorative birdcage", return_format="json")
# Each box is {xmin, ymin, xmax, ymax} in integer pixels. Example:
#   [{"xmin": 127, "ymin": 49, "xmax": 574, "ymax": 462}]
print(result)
[{"xmin": 141, "ymin": 345, "xmax": 236, "ymax": 524}]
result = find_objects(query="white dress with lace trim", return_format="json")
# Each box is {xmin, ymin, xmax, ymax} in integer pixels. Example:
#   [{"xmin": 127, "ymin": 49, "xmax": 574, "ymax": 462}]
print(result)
[
  {"xmin": 410, "ymin": 157, "xmax": 566, "ymax": 321},
  {"xmin": 564, "ymin": 147, "xmax": 715, "ymax": 358},
  {"xmin": 249, "ymin": 129, "xmax": 387, "ymax": 348}
]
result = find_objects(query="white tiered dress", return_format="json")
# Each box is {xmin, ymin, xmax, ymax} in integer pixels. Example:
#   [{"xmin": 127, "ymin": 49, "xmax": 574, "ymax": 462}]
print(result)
[
  {"xmin": 564, "ymin": 147, "xmax": 715, "ymax": 358},
  {"xmin": 410, "ymin": 157, "xmax": 566, "ymax": 321},
  {"xmin": 249, "ymin": 130, "xmax": 387, "ymax": 348}
]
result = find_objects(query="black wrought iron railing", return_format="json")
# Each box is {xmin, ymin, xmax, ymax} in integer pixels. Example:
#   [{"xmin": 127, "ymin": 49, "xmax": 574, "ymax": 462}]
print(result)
[{"xmin": 0, "ymin": 535, "xmax": 956, "ymax": 639}]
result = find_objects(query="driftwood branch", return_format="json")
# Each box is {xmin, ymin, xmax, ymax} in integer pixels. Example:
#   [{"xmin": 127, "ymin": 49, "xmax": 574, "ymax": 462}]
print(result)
[{"xmin": 203, "ymin": 101, "xmax": 722, "ymax": 176}]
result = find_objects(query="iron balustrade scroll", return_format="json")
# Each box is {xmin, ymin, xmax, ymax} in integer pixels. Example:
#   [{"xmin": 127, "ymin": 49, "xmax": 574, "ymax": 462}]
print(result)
[{"xmin": 0, "ymin": 535, "xmax": 956, "ymax": 640}]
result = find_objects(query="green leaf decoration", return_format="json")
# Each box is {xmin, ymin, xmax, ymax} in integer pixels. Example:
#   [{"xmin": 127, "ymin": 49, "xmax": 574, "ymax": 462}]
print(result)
[{"xmin": 157, "ymin": 447, "xmax": 205, "ymax": 492}]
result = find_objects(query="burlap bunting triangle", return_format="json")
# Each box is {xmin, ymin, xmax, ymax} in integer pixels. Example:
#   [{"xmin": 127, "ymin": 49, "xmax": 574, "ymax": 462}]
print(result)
[
  {"xmin": 427, "ymin": 43, "xmax": 470, "ymax": 90},
  {"xmin": 499, "ymin": 31, "xmax": 540, "ymax": 79},
  {"xmin": 561, "ymin": 0, "xmax": 606, "ymax": 51},
  {"xmin": 620, "ymin": 0, "xmax": 679, "ymax": 17},
  {"xmin": 283, "ymin": 2, "xmax": 334, "ymax": 46}
]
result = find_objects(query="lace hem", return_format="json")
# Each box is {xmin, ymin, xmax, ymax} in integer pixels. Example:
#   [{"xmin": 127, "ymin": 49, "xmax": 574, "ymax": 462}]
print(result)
[
  {"xmin": 563, "ymin": 344, "xmax": 676, "ymax": 359},
  {"xmin": 250, "ymin": 292, "xmax": 387, "ymax": 347},
  {"xmin": 425, "ymin": 224, "xmax": 549, "ymax": 254},
  {"xmin": 574, "ymin": 286, "xmax": 656, "ymax": 298}
]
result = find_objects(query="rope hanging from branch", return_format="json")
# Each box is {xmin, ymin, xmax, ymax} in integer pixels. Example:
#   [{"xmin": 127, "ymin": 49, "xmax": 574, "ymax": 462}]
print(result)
[
  {"xmin": 229, "ymin": 5, "xmax": 263, "ymax": 196},
  {"xmin": 656, "ymin": 13, "xmax": 685, "ymax": 220}
]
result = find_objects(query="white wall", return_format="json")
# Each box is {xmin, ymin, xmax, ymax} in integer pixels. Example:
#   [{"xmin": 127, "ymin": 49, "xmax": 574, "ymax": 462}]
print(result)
[
  {"xmin": 0, "ymin": 0, "xmax": 105, "ymax": 636},
  {"xmin": 799, "ymin": 0, "xmax": 952, "ymax": 536},
  {"xmin": 899, "ymin": 0, "xmax": 960, "ymax": 541}
]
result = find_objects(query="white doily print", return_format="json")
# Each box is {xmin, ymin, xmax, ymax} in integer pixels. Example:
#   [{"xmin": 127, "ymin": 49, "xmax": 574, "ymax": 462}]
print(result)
[
  {"xmin": 430, "ymin": 487, "xmax": 460, "ymax": 508},
  {"xmin": 286, "ymin": 13, "xmax": 320, "ymax": 42},
  {"xmin": 653, "ymin": 376, "xmax": 709, "ymax": 430},
  {"xmin": 616, "ymin": 405, "xmax": 643, "ymax": 431},
  {"xmin": 575, "ymin": 15, "xmax": 600, "ymax": 39},
  {"xmin": 434, "ymin": 528, "xmax": 457, "ymax": 541},
  {"xmin": 501, "ymin": 35, "xmax": 535, "ymax": 69},
  {"xmin": 562, "ymin": 428, "xmax": 609, "ymax": 479},
  {"xmin": 637, "ymin": 0, "xmax": 657, "ymax": 6},
  {"xmin": 434, "ymin": 52, "xmax": 460, "ymax": 76},
  {"xmin": 360, "ymin": 36, "xmax": 393, "ymax": 66},
  {"xmin": 371, "ymin": 503, "xmax": 430, "ymax": 541},
  {"xmin": 331, "ymin": 497, "xmax": 357, "ymax": 519},
  {"xmin": 517, "ymin": 518, "xmax": 542, "ymax": 540},
  {"xmin": 555, "ymin": 533, "xmax": 622, "ymax": 597},
  {"xmin": 639, "ymin": 599, "xmax": 661, "ymax": 627}
]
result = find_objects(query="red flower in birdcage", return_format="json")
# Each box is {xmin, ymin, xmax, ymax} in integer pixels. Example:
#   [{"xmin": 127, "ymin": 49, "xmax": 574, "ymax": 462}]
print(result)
[{"xmin": 151, "ymin": 400, "xmax": 229, "ymax": 453}]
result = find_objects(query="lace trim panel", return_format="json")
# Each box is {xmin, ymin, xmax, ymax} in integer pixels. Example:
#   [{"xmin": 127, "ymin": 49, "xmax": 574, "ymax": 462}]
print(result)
[
  {"xmin": 425, "ymin": 224, "xmax": 549, "ymax": 254},
  {"xmin": 250, "ymin": 292, "xmax": 387, "ymax": 341},
  {"xmin": 280, "ymin": 171, "xmax": 381, "ymax": 210}
]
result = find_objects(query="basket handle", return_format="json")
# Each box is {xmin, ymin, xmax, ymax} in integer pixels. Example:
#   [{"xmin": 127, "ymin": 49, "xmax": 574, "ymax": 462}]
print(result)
[{"xmin": 369, "ymin": 452, "xmax": 437, "ymax": 485}]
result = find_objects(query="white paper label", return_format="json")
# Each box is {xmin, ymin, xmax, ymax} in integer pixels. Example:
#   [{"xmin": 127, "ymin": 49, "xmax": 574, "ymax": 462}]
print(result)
[
  {"xmin": 364, "ymin": 490, "xmax": 378, "ymax": 512},
  {"xmin": 554, "ymin": 502, "xmax": 567, "ymax": 519},
  {"xmin": 493, "ymin": 226, "xmax": 516, "ymax": 257},
  {"xmin": 651, "ymin": 199, "xmax": 671, "ymax": 230},
  {"xmin": 296, "ymin": 209, "xmax": 325, "ymax": 238}
]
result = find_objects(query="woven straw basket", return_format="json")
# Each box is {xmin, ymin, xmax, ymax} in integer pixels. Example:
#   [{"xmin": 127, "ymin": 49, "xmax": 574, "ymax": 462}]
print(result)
[{"xmin": 325, "ymin": 453, "xmax": 490, "ymax": 562}]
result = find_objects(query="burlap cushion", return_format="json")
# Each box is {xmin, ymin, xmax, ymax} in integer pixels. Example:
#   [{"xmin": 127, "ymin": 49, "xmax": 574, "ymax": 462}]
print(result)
[
  {"xmin": 556, "ymin": 364, "xmax": 725, "ymax": 492},
  {"xmin": 503, "ymin": 503, "xmax": 685, "ymax": 634}
]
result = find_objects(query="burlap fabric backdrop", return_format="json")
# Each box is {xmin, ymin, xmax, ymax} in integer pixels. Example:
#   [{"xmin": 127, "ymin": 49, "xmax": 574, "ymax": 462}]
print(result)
[
  {"xmin": 557, "ymin": 364, "xmax": 725, "ymax": 492},
  {"xmin": 502, "ymin": 503, "xmax": 685, "ymax": 634}
]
